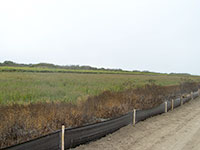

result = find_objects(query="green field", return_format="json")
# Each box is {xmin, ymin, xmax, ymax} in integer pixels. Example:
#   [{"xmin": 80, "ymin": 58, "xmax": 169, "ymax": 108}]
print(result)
[
  {"xmin": 1, "ymin": 67, "xmax": 200, "ymax": 105},
  {"xmin": 0, "ymin": 66, "xmax": 165, "ymax": 75}
]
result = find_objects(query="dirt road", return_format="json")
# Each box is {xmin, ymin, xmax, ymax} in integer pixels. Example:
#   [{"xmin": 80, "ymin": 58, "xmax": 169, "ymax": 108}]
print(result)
[{"xmin": 73, "ymin": 97, "xmax": 200, "ymax": 150}]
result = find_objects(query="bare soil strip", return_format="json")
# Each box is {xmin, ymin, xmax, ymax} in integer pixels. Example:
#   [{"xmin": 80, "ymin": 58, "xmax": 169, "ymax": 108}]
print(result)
[{"xmin": 73, "ymin": 98, "xmax": 200, "ymax": 150}]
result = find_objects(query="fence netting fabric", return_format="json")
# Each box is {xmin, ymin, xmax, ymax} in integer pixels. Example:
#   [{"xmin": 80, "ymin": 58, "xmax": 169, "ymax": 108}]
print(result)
[
  {"xmin": 2, "ymin": 131, "xmax": 60, "ymax": 150},
  {"xmin": 64, "ymin": 112, "xmax": 132, "ymax": 149}
]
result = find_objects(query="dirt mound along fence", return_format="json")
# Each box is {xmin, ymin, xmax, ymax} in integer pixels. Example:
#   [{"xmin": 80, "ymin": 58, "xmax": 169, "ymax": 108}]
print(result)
[{"xmin": 1, "ymin": 90, "xmax": 200, "ymax": 150}]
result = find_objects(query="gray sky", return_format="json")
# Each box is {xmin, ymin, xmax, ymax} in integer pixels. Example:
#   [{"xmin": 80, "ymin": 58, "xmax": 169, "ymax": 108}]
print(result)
[{"xmin": 0, "ymin": 0, "xmax": 200, "ymax": 75}]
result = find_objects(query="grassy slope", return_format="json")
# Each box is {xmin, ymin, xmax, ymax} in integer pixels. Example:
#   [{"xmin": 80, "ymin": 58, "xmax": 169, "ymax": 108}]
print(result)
[{"xmin": 0, "ymin": 68, "xmax": 200, "ymax": 104}]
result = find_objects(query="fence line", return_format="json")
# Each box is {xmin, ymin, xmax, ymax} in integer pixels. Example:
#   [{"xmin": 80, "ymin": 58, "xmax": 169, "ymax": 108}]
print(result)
[{"xmin": 1, "ymin": 90, "xmax": 199, "ymax": 150}]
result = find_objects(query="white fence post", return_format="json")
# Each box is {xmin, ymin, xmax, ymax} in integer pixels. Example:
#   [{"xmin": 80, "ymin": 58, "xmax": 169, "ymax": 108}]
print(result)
[
  {"xmin": 171, "ymin": 99, "xmax": 174, "ymax": 111},
  {"xmin": 165, "ymin": 101, "xmax": 167, "ymax": 113},
  {"xmin": 61, "ymin": 125, "xmax": 65, "ymax": 150},
  {"xmin": 133, "ymin": 109, "xmax": 136, "ymax": 126}
]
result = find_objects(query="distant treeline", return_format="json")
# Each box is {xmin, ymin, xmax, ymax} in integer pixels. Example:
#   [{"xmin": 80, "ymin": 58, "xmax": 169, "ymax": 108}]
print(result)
[
  {"xmin": 0, "ymin": 61, "xmax": 125, "ymax": 71},
  {"xmin": 169, "ymin": 73, "xmax": 191, "ymax": 76},
  {"xmin": 0, "ymin": 60, "xmax": 191, "ymax": 76}
]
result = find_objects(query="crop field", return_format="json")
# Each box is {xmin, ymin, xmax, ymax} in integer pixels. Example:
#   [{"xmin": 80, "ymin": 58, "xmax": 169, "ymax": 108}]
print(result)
[{"xmin": 0, "ymin": 70, "xmax": 200, "ymax": 105}]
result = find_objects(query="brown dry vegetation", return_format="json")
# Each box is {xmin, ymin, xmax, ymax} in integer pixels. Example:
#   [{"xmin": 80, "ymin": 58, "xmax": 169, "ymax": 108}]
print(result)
[{"xmin": 0, "ymin": 82, "xmax": 199, "ymax": 148}]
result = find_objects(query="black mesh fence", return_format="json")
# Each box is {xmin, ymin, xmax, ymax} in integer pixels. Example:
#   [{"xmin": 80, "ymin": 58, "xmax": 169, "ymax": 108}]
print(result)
[
  {"xmin": 174, "ymin": 98, "xmax": 181, "ymax": 108},
  {"xmin": 183, "ymin": 96, "xmax": 191, "ymax": 104},
  {"xmin": 1, "ymin": 131, "xmax": 60, "ymax": 150},
  {"xmin": 64, "ymin": 112, "xmax": 132, "ymax": 149},
  {"xmin": 135, "ymin": 103, "xmax": 165, "ymax": 123},
  {"xmin": 193, "ymin": 91, "xmax": 199, "ymax": 99},
  {"xmin": 2, "ymin": 113, "xmax": 132, "ymax": 150},
  {"xmin": 167, "ymin": 100, "xmax": 172, "ymax": 111}
]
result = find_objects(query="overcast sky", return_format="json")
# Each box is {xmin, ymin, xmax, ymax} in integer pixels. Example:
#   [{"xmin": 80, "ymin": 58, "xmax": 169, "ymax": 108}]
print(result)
[{"xmin": 0, "ymin": 0, "xmax": 200, "ymax": 74}]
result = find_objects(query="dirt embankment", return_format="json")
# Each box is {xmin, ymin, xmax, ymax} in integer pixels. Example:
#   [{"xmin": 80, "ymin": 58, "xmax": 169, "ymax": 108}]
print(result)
[{"xmin": 73, "ymin": 97, "xmax": 200, "ymax": 150}]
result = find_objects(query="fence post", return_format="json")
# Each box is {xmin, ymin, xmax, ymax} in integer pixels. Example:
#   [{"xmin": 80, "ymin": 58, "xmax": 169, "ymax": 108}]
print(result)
[
  {"xmin": 180, "ymin": 96, "xmax": 183, "ymax": 106},
  {"xmin": 198, "ymin": 89, "xmax": 200, "ymax": 97},
  {"xmin": 133, "ymin": 109, "xmax": 136, "ymax": 126},
  {"xmin": 165, "ymin": 101, "xmax": 167, "ymax": 113},
  {"xmin": 61, "ymin": 125, "xmax": 65, "ymax": 150},
  {"xmin": 171, "ymin": 99, "xmax": 174, "ymax": 111},
  {"xmin": 191, "ymin": 92, "xmax": 194, "ymax": 100}
]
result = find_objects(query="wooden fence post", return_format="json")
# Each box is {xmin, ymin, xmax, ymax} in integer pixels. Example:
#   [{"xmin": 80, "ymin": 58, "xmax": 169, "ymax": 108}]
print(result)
[
  {"xmin": 198, "ymin": 89, "xmax": 200, "ymax": 97},
  {"xmin": 191, "ymin": 92, "xmax": 194, "ymax": 100},
  {"xmin": 180, "ymin": 96, "xmax": 183, "ymax": 106},
  {"xmin": 61, "ymin": 125, "xmax": 65, "ymax": 150},
  {"xmin": 171, "ymin": 99, "xmax": 174, "ymax": 111},
  {"xmin": 133, "ymin": 109, "xmax": 136, "ymax": 126},
  {"xmin": 165, "ymin": 101, "xmax": 167, "ymax": 113}
]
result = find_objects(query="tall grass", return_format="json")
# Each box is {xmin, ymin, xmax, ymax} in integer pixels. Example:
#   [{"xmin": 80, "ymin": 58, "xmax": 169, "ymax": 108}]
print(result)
[
  {"xmin": 0, "ymin": 82, "xmax": 199, "ymax": 148},
  {"xmin": 0, "ymin": 72, "xmax": 200, "ymax": 104}
]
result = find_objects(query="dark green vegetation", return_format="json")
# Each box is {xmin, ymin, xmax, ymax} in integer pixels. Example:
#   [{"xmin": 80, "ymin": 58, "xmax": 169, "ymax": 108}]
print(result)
[{"xmin": 0, "ymin": 71, "xmax": 200, "ymax": 105}]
